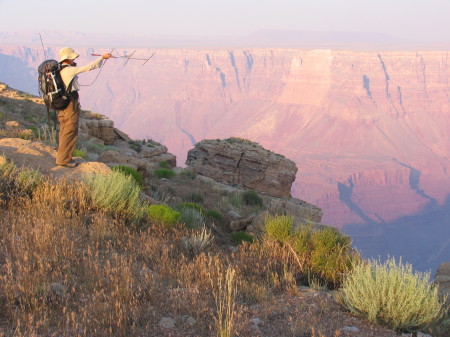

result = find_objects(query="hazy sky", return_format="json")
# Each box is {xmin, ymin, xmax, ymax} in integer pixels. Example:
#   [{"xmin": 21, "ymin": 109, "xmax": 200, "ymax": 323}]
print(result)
[{"xmin": 1, "ymin": 0, "xmax": 449, "ymax": 43}]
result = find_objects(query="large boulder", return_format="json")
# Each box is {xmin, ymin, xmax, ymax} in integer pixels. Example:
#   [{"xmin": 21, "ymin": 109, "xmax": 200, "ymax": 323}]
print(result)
[
  {"xmin": 186, "ymin": 138, "xmax": 297, "ymax": 198},
  {"xmin": 0, "ymin": 138, "xmax": 111, "ymax": 180},
  {"xmin": 79, "ymin": 118, "xmax": 116, "ymax": 145}
]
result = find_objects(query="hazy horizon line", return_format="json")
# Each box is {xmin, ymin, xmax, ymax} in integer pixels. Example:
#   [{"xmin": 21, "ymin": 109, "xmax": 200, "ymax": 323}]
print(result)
[{"xmin": 1, "ymin": 29, "xmax": 450, "ymax": 50}]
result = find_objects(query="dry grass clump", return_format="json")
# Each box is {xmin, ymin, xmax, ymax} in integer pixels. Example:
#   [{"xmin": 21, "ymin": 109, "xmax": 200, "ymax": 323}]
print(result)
[
  {"xmin": 0, "ymin": 171, "xmax": 317, "ymax": 336},
  {"xmin": 209, "ymin": 264, "xmax": 237, "ymax": 337}
]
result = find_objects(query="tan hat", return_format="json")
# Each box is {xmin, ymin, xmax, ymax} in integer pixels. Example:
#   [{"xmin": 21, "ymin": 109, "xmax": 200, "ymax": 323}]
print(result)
[{"xmin": 59, "ymin": 47, "xmax": 79, "ymax": 62}]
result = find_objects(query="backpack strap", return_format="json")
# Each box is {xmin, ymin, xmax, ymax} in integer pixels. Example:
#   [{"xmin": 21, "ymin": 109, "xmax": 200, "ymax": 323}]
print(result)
[{"xmin": 60, "ymin": 64, "xmax": 75, "ymax": 93}]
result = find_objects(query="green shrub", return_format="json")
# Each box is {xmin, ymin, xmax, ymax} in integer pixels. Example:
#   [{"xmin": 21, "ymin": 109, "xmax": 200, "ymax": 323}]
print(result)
[
  {"xmin": 308, "ymin": 226, "xmax": 354, "ymax": 285},
  {"xmin": 265, "ymin": 214, "xmax": 294, "ymax": 242},
  {"xmin": 231, "ymin": 232, "xmax": 254, "ymax": 245},
  {"xmin": 159, "ymin": 161, "xmax": 169, "ymax": 169},
  {"xmin": 242, "ymin": 190, "xmax": 263, "ymax": 207},
  {"xmin": 112, "ymin": 165, "xmax": 143, "ymax": 187},
  {"xmin": 341, "ymin": 257, "xmax": 447, "ymax": 333},
  {"xmin": 264, "ymin": 216, "xmax": 357, "ymax": 288},
  {"xmin": 176, "ymin": 202, "xmax": 205, "ymax": 215},
  {"xmin": 86, "ymin": 171, "xmax": 144, "ymax": 220},
  {"xmin": 147, "ymin": 204, "xmax": 181, "ymax": 227},
  {"xmin": 73, "ymin": 149, "xmax": 87, "ymax": 159},
  {"xmin": 154, "ymin": 168, "xmax": 175, "ymax": 179},
  {"xmin": 207, "ymin": 210, "xmax": 221, "ymax": 221}
]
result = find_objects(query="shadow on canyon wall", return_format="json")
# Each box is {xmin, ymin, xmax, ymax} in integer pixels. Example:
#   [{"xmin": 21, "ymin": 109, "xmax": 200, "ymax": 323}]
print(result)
[
  {"xmin": 342, "ymin": 195, "xmax": 450, "ymax": 275},
  {"xmin": 0, "ymin": 55, "xmax": 38, "ymax": 95}
]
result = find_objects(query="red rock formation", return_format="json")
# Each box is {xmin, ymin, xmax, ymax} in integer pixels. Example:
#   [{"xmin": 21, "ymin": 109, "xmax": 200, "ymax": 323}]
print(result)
[{"xmin": 186, "ymin": 137, "xmax": 298, "ymax": 198}]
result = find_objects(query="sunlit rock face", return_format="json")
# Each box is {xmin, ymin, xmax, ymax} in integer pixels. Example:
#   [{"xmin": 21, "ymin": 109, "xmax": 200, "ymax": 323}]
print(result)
[{"xmin": 1, "ymin": 45, "xmax": 449, "ymax": 232}]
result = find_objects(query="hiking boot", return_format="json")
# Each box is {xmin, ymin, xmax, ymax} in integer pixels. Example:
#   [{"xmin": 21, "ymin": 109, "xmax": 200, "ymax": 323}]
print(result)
[{"xmin": 57, "ymin": 160, "xmax": 78, "ymax": 168}]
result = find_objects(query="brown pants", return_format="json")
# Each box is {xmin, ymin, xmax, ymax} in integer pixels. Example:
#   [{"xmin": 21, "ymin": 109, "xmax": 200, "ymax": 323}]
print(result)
[{"xmin": 56, "ymin": 98, "xmax": 80, "ymax": 165}]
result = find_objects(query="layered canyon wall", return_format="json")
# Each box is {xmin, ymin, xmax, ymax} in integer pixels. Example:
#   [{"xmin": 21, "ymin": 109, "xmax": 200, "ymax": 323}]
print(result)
[{"xmin": 1, "ymin": 45, "xmax": 449, "ymax": 233}]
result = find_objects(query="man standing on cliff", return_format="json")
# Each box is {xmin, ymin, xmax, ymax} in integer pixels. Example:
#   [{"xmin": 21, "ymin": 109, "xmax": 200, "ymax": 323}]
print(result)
[{"xmin": 56, "ymin": 47, "xmax": 111, "ymax": 168}]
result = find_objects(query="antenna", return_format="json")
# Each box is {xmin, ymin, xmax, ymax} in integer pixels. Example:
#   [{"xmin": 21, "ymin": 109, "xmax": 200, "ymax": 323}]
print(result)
[
  {"xmin": 39, "ymin": 33, "xmax": 47, "ymax": 60},
  {"xmin": 141, "ymin": 52, "xmax": 155, "ymax": 67},
  {"xmin": 123, "ymin": 50, "xmax": 136, "ymax": 67}
]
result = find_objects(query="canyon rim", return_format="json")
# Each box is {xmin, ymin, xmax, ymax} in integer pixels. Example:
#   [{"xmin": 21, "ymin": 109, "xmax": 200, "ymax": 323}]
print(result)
[{"xmin": 1, "ymin": 40, "xmax": 449, "ymax": 273}]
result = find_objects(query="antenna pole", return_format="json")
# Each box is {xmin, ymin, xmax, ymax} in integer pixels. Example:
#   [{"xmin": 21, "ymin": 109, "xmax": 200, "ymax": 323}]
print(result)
[{"xmin": 39, "ymin": 33, "xmax": 47, "ymax": 60}]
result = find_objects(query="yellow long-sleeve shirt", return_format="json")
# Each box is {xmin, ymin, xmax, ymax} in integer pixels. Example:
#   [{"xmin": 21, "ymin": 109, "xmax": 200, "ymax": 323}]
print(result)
[{"xmin": 60, "ymin": 57, "xmax": 104, "ymax": 92}]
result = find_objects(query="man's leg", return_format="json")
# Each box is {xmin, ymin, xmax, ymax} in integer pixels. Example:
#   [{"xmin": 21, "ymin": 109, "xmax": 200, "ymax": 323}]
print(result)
[{"xmin": 55, "ymin": 98, "xmax": 80, "ymax": 166}]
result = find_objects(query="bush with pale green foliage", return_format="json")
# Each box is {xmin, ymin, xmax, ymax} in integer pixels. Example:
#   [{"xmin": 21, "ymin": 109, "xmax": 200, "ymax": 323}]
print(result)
[
  {"xmin": 147, "ymin": 204, "xmax": 181, "ymax": 227},
  {"xmin": 86, "ymin": 171, "xmax": 144, "ymax": 220},
  {"xmin": 178, "ymin": 207, "xmax": 205, "ymax": 228},
  {"xmin": 341, "ymin": 257, "xmax": 447, "ymax": 333}
]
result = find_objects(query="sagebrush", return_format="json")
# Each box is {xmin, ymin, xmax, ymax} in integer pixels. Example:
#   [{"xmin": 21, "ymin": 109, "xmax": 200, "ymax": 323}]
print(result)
[{"xmin": 341, "ymin": 257, "xmax": 447, "ymax": 333}]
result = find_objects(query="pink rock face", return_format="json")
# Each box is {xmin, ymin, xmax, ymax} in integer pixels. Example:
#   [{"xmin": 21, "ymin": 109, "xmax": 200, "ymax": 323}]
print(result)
[
  {"xmin": 1, "ymin": 45, "xmax": 450, "ymax": 231},
  {"xmin": 186, "ymin": 138, "xmax": 298, "ymax": 198}
]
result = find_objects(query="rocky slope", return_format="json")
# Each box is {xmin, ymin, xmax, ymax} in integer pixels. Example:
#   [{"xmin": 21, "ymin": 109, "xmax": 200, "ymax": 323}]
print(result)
[
  {"xmin": 1, "ymin": 45, "xmax": 449, "ymax": 272},
  {"xmin": 0, "ymin": 82, "xmax": 322, "ymax": 236}
]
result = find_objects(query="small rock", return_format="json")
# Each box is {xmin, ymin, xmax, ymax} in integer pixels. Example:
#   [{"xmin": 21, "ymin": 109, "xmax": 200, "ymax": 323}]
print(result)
[
  {"xmin": 186, "ymin": 316, "xmax": 196, "ymax": 325},
  {"xmin": 246, "ymin": 211, "xmax": 270, "ymax": 235},
  {"xmin": 227, "ymin": 209, "xmax": 241, "ymax": 219},
  {"xmin": 250, "ymin": 318, "xmax": 263, "ymax": 326},
  {"xmin": 5, "ymin": 121, "xmax": 21, "ymax": 130},
  {"xmin": 228, "ymin": 245, "xmax": 238, "ymax": 253},
  {"xmin": 229, "ymin": 216, "xmax": 254, "ymax": 231},
  {"xmin": 340, "ymin": 326, "xmax": 359, "ymax": 333},
  {"xmin": 140, "ymin": 192, "xmax": 159, "ymax": 205},
  {"xmin": 159, "ymin": 317, "xmax": 175, "ymax": 329}
]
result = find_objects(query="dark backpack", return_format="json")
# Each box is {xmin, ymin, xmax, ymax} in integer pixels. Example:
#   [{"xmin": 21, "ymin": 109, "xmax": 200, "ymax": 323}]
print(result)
[{"xmin": 37, "ymin": 60, "xmax": 74, "ymax": 110}]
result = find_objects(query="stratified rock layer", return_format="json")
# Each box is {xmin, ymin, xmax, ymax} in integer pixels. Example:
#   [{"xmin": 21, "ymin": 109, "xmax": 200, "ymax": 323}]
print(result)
[{"xmin": 186, "ymin": 138, "xmax": 297, "ymax": 198}]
